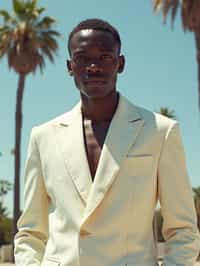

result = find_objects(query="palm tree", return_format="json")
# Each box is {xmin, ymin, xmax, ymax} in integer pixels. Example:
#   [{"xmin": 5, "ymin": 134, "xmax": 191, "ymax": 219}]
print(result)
[
  {"xmin": 192, "ymin": 186, "xmax": 200, "ymax": 260},
  {"xmin": 159, "ymin": 107, "xmax": 176, "ymax": 119},
  {"xmin": 153, "ymin": 0, "xmax": 200, "ymax": 108},
  {"xmin": 193, "ymin": 186, "xmax": 200, "ymax": 230},
  {"xmin": 0, "ymin": 0, "xmax": 60, "ymax": 251}
]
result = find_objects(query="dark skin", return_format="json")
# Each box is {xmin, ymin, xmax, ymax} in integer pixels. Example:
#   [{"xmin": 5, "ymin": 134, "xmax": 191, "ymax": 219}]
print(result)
[{"xmin": 67, "ymin": 29, "xmax": 125, "ymax": 180}]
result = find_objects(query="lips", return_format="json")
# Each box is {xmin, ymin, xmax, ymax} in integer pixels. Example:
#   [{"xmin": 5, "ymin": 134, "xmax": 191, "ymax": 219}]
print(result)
[
  {"xmin": 83, "ymin": 75, "xmax": 107, "ymax": 85},
  {"xmin": 84, "ymin": 81, "xmax": 107, "ymax": 89},
  {"xmin": 85, "ymin": 79, "xmax": 106, "ymax": 83}
]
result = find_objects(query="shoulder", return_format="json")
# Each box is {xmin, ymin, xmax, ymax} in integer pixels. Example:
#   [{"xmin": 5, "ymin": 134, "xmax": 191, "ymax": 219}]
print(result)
[
  {"xmin": 30, "ymin": 101, "xmax": 80, "ymax": 139},
  {"xmin": 132, "ymin": 103, "xmax": 181, "ymax": 146},
  {"xmin": 122, "ymin": 94, "xmax": 178, "ymax": 134},
  {"xmin": 138, "ymin": 105, "xmax": 177, "ymax": 130}
]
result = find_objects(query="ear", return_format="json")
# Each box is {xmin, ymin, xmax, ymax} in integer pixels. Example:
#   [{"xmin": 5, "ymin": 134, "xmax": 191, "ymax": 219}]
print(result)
[
  {"xmin": 118, "ymin": 55, "xmax": 125, "ymax": 74},
  {"xmin": 67, "ymin": 59, "xmax": 73, "ymax": 76}
]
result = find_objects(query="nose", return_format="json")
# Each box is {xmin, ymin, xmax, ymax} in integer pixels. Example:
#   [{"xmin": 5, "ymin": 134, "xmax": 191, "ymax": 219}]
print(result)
[{"xmin": 86, "ymin": 63, "xmax": 103, "ymax": 74}]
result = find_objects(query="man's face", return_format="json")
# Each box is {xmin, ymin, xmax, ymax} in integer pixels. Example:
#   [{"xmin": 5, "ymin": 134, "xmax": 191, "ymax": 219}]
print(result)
[{"xmin": 67, "ymin": 29, "xmax": 125, "ymax": 100}]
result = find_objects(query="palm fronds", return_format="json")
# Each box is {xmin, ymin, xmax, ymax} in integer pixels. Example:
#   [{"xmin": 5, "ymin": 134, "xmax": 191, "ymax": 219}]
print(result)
[
  {"xmin": 153, "ymin": 0, "xmax": 200, "ymax": 108},
  {"xmin": 0, "ymin": 0, "xmax": 61, "ymax": 74}
]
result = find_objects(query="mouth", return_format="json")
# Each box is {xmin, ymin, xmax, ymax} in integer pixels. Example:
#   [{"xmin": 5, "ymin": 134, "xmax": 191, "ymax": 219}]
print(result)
[
  {"xmin": 84, "ymin": 78, "xmax": 107, "ymax": 86},
  {"xmin": 85, "ymin": 79, "xmax": 106, "ymax": 83}
]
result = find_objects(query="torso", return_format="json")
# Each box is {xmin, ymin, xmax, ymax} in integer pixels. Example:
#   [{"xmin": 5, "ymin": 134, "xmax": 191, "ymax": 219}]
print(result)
[{"xmin": 83, "ymin": 118, "xmax": 111, "ymax": 181}]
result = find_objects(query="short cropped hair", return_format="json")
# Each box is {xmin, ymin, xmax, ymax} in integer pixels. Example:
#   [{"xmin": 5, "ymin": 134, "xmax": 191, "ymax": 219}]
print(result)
[{"xmin": 68, "ymin": 18, "xmax": 121, "ymax": 56}]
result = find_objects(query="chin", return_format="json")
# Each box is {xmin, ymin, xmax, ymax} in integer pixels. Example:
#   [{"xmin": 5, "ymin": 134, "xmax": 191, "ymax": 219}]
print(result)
[
  {"xmin": 80, "ymin": 87, "xmax": 108, "ymax": 99},
  {"xmin": 80, "ymin": 84, "xmax": 115, "ymax": 99},
  {"xmin": 87, "ymin": 91, "xmax": 115, "ymax": 100},
  {"xmin": 84, "ymin": 92, "xmax": 107, "ymax": 100}
]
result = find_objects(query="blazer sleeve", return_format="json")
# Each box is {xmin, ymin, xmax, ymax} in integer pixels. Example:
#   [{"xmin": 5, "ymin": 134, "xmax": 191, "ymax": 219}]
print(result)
[
  {"xmin": 158, "ymin": 121, "xmax": 200, "ymax": 266},
  {"xmin": 14, "ymin": 127, "xmax": 49, "ymax": 266}
]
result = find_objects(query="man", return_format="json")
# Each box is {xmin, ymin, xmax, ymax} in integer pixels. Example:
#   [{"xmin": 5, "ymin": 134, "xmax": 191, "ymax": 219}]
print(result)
[{"xmin": 14, "ymin": 18, "xmax": 200, "ymax": 266}]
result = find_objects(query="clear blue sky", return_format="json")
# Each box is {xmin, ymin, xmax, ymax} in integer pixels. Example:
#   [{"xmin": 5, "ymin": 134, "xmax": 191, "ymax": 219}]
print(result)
[{"xmin": 0, "ymin": 0, "xmax": 200, "ymax": 217}]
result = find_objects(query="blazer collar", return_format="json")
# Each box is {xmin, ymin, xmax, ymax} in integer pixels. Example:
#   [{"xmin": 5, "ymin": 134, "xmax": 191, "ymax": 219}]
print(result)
[{"xmin": 57, "ymin": 94, "xmax": 142, "ymax": 127}]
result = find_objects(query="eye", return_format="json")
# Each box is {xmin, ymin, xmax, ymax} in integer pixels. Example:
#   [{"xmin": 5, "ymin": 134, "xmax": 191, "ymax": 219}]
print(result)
[
  {"xmin": 73, "ymin": 55, "xmax": 89, "ymax": 64},
  {"xmin": 100, "ymin": 54, "xmax": 113, "ymax": 61}
]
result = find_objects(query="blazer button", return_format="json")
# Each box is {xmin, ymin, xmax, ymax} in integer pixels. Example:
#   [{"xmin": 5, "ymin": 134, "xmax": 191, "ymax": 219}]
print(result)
[{"xmin": 80, "ymin": 229, "xmax": 91, "ymax": 237}]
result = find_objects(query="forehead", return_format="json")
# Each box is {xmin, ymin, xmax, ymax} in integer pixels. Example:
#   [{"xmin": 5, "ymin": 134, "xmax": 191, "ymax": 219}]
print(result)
[{"xmin": 70, "ymin": 29, "xmax": 118, "ymax": 54}]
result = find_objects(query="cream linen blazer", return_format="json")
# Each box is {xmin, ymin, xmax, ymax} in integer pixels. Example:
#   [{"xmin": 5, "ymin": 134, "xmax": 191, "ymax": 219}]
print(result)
[{"xmin": 14, "ymin": 94, "xmax": 200, "ymax": 266}]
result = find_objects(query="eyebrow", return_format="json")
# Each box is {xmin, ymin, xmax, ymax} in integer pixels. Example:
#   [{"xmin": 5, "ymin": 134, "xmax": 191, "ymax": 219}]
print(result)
[
  {"xmin": 99, "ymin": 48, "xmax": 114, "ymax": 52},
  {"xmin": 72, "ymin": 50, "xmax": 85, "ymax": 55},
  {"xmin": 72, "ymin": 47, "xmax": 116, "ymax": 57},
  {"xmin": 74, "ymin": 48, "xmax": 115, "ymax": 53}
]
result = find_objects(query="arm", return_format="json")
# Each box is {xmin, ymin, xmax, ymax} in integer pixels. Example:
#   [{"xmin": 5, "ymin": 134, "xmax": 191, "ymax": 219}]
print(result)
[
  {"xmin": 14, "ymin": 127, "xmax": 49, "ymax": 266},
  {"xmin": 158, "ymin": 122, "xmax": 200, "ymax": 266}
]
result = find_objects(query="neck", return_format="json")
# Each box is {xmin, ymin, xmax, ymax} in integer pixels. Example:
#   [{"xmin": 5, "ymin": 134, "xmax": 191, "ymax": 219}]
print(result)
[{"xmin": 81, "ymin": 91, "xmax": 119, "ymax": 122}]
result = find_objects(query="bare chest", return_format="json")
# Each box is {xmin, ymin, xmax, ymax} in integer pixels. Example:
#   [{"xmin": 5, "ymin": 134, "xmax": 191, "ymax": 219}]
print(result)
[{"xmin": 83, "ymin": 119, "xmax": 110, "ymax": 181}]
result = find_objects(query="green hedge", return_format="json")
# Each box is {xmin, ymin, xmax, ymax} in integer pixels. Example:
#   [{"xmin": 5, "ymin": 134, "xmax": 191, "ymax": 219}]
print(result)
[{"xmin": 0, "ymin": 217, "xmax": 12, "ymax": 246}]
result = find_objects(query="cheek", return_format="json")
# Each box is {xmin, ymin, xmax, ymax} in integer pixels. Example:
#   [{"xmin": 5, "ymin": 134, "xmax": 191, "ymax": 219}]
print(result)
[
  {"xmin": 73, "ymin": 71, "xmax": 86, "ymax": 88},
  {"xmin": 108, "ymin": 66, "xmax": 120, "ymax": 80},
  {"xmin": 71, "ymin": 62, "xmax": 83, "ymax": 76},
  {"xmin": 72, "ymin": 66, "xmax": 85, "ymax": 81},
  {"xmin": 107, "ymin": 60, "xmax": 120, "ymax": 75}
]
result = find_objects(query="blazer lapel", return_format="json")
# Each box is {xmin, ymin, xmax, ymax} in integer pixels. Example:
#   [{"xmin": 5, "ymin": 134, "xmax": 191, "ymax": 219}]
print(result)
[
  {"xmin": 54, "ymin": 103, "xmax": 92, "ymax": 204},
  {"xmin": 82, "ymin": 95, "xmax": 145, "ymax": 223}
]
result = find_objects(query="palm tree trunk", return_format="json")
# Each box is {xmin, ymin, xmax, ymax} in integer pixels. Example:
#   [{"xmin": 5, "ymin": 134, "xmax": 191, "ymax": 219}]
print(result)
[
  {"xmin": 153, "ymin": 211, "xmax": 158, "ymax": 263},
  {"xmin": 12, "ymin": 73, "xmax": 25, "ymax": 262},
  {"xmin": 194, "ymin": 31, "xmax": 200, "ymax": 108},
  {"xmin": 195, "ymin": 201, "xmax": 200, "ymax": 260}
]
